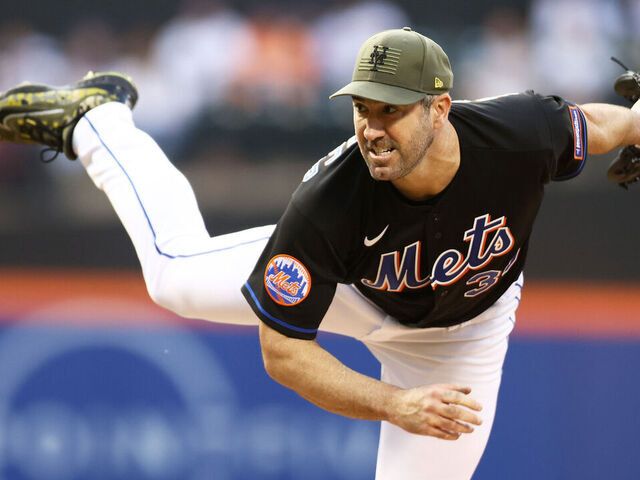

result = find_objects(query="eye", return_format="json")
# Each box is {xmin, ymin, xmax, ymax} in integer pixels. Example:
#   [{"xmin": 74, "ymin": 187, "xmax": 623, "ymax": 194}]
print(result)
[
  {"xmin": 383, "ymin": 104, "xmax": 398, "ymax": 114},
  {"xmin": 353, "ymin": 102, "xmax": 367, "ymax": 113}
]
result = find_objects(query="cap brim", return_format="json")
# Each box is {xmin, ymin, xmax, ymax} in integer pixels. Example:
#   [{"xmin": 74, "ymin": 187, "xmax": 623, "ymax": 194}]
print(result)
[{"xmin": 329, "ymin": 81, "xmax": 426, "ymax": 105}]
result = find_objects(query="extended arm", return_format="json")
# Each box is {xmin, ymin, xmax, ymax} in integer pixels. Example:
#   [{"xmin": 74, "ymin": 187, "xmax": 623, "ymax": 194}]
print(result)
[
  {"xmin": 579, "ymin": 100, "xmax": 640, "ymax": 154},
  {"xmin": 258, "ymin": 321, "xmax": 483, "ymax": 439}
]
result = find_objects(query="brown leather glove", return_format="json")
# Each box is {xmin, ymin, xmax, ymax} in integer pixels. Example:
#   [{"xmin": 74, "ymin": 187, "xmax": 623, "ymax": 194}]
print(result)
[{"xmin": 607, "ymin": 59, "xmax": 640, "ymax": 189}]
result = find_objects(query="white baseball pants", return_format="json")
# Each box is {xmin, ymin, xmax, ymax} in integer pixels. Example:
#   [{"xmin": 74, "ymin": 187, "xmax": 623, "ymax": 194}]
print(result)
[{"xmin": 73, "ymin": 102, "xmax": 521, "ymax": 480}]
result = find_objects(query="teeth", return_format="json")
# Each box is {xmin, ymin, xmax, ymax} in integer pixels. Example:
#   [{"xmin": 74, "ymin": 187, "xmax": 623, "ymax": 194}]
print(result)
[{"xmin": 373, "ymin": 148, "xmax": 393, "ymax": 154}]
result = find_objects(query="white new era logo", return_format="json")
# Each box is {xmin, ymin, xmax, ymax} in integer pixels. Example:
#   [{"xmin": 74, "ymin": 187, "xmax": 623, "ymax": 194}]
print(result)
[{"xmin": 364, "ymin": 225, "xmax": 389, "ymax": 247}]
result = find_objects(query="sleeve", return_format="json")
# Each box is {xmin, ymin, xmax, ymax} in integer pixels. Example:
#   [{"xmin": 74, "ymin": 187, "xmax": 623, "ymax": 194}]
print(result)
[
  {"xmin": 241, "ymin": 202, "xmax": 345, "ymax": 340},
  {"xmin": 536, "ymin": 95, "xmax": 588, "ymax": 181}
]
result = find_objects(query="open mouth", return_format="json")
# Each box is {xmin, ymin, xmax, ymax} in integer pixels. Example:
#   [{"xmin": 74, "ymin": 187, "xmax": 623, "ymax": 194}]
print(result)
[{"xmin": 369, "ymin": 147, "xmax": 395, "ymax": 158}]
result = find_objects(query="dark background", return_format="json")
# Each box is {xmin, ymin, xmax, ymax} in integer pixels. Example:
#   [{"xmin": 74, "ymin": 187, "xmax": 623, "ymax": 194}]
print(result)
[{"xmin": 1, "ymin": 0, "xmax": 638, "ymax": 280}]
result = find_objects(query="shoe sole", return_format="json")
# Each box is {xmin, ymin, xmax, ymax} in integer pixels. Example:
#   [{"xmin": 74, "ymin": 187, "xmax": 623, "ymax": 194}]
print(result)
[
  {"xmin": 0, "ymin": 72, "xmax": 138, "ymax": 109},
  {"xmin": 0, "ymin": 71, "xmax": 138, "ymax": 158}
]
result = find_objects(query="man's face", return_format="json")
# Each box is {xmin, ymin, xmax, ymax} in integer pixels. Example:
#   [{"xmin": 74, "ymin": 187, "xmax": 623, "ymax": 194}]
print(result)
[{"xmin": 352, "ymin": 97, "xmax": 434, "ymax": 182}]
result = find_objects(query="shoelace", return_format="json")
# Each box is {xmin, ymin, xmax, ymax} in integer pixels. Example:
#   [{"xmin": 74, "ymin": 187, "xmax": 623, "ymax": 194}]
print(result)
[
  {"xmin": 18, "ymin": 114, "xmax": 72, "ymax": 163},
  {"xmin": 40, "ymin": 147, "xmax": 61, "ymax": 163}
]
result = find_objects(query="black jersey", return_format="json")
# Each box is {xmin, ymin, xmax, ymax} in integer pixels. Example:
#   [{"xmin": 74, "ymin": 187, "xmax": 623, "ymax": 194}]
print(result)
[{"xmin": 241, "ymin": 93, "xmax": 587, "ymax": 340}]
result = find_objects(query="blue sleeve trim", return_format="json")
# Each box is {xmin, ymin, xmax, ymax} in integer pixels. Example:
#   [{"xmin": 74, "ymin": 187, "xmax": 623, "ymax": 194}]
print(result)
[
  {"xmin": 243, "ymin": 282, "xmax": 318, "ymax": 334},
  {"xmin": 85, "ymin": 117, "xmax": 270, "ymax": 258},
  {"xmin": 554, "ymin": 103, "xmax": 588, "ymax": 181}
]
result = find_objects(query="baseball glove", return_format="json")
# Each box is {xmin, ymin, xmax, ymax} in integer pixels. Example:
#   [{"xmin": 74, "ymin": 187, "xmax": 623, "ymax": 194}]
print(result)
[{"xmin": 607, "ymin": 58, "xmax": 640, "ymax": 189}]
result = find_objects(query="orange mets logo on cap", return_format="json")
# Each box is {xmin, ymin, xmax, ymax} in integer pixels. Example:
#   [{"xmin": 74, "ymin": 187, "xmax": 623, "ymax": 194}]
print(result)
[{"xmin": 264, "ymin": 255, "xmax": 311, "ymax": 306}]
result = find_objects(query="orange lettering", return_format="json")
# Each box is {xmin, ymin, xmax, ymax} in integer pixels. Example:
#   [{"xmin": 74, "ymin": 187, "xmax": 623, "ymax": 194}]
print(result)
[
  {"xmin": 269, "ymin": 272, "xmax": 302, "ymax": 296},
  {"xmin": 270, "ymin": 271, "xmax": 290, "ymax": 286}
]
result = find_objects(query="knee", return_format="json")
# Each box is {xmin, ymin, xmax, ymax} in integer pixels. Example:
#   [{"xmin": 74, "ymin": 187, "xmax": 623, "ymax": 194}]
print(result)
[
  {"xmin": 143, "ymin": 262, "xmax": 197, "ymax": 318},
  {"xmin": 146, "ymin": 274, "xmax": 185, "ymax": 316},
  {"xmin": 142, "ymin": 261, "xmax": 240, "ymax": 321}
]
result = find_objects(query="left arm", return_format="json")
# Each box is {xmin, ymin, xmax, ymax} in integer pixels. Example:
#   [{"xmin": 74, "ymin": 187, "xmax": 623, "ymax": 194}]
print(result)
[{"xmin": 579, "ymin": 101, "xmax": 640, "ymax": 154}]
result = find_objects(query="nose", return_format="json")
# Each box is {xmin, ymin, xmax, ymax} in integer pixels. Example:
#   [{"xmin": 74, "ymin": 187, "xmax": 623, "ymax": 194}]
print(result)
[{"xmin": 363, "ymin": 117, "xmax": 385, "ymax": 142}]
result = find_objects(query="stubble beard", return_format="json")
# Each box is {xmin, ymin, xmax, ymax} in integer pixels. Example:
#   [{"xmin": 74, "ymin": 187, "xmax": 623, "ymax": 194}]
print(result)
[{"xmin": 363, "ymin": 116, "xmax": 435, "ymax": 181}]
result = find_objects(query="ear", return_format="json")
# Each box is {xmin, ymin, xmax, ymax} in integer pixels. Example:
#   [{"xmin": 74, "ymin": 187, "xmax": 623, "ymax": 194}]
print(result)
[{"xmin": 430, "ymin": 94, "xmax": 452, "ymax": 130}]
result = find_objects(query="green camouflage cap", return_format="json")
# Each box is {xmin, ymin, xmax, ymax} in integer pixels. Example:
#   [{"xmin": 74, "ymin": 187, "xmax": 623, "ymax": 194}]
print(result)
[{"xmin": 330, "ymin": 27, "xmax": 453, "ymax": 105}]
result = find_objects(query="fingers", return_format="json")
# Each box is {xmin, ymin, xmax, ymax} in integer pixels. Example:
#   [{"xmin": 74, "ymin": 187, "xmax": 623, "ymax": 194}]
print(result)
[
  {"xmin": 446, "ymin": 384, "xmax": 472, "ymax": 395},
  {"xmin": 391, "ymin": 384, "xmax": 485, "ymax": 438},
  {"xmin": 430, "ymin": 415, "xmax": 475, "ymax": 434},
  {"xmin": 440, "ymin": 403, "xmax": 483, "ymax": 426},
  {"xmin": 440, "ymin": 386, "xmax": 483, "ymax": 412},
  {"xmin": 425, "ymin": 426, "xmax": 463, "ymax": 441},
  {"xmin": 436, "ymin": 386, "xmax": 483, "ymax": 428},
  {"xmin": 424, "ymin": 417, "xmax": 475, "ymax": 441}
]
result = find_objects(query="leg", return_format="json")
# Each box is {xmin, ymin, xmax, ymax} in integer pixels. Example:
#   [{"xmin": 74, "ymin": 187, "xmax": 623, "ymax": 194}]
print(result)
[
  {"xmin": 73, "ymin": 101, "xmax": 274, "ymax": 323},
  {"xmin": 74, "ymin": 102, "xmax": 391, "ymax": 334},
  {"xmin": 0, "ymin": 73, "xmax": 391, "ymax": 333},
  {"xmin": 362, "ymin": 276, "xmax": 522, "ymax": 480}
]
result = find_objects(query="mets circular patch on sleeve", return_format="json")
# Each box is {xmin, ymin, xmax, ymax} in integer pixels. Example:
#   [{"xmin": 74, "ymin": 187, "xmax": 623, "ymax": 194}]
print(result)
[{"xmin": 264, "ymin": 255, "xmax": 311, "ymax": 306}]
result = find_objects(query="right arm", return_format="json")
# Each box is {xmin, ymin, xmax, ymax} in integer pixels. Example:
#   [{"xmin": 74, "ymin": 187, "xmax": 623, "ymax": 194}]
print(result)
[
  {"xmin": 259, "ymin": 321, "xmax": 483, "ymax": 439},
  {"xmin": 579, "ymin": 100, "xmax": 640, "ymax": 154},
  {"xmin": 248, "ymin": 144, "xmax": 481, "ymax": 438}
]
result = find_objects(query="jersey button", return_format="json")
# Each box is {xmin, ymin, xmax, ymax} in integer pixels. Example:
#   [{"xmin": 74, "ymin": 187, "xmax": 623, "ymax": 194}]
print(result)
[{"xmin": 434, "ymin": 232, "xmax": 442, "ymax": 239}]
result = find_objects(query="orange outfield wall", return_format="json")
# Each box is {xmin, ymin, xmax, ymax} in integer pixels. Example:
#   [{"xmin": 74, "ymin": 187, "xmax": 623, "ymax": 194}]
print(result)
[{"xmin": 0, "ymin": 268, "xmax": 639, "ymax": 339}]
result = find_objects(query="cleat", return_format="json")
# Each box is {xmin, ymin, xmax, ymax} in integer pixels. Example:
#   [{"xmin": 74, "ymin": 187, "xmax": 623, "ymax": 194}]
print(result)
[{"xmin": 0, "ymin": 71, "xmax": 138, "ymax": 160}]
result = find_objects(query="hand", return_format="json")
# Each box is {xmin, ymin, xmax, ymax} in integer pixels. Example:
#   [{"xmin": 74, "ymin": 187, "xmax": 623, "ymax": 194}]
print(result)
[{"xmin": 388, "ymin": 384, "xmax": 483, "ymax": 439}]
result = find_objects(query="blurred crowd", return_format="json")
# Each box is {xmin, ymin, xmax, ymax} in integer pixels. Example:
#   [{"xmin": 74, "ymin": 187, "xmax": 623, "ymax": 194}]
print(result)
[{"xmin": 0, "ymin": 0, "xmax": 639, "ymax": 191}]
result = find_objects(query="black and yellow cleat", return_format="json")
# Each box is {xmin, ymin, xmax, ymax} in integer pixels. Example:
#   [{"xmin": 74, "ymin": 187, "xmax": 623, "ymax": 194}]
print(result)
[{"xmin": 0, "ymin": 71, "xmax": 138, "ymax": 160}]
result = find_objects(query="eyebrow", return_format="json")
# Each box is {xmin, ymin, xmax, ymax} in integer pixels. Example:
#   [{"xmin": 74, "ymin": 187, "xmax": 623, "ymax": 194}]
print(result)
[{"xmin": 352, "ymin": 97, "xmax": 402, "ymax": 110}]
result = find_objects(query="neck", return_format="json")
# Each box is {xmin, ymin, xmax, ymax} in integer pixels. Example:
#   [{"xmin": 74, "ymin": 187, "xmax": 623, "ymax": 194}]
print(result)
[{"xmin": 392, "ymin": 122, "xmax": 460, "ymax": 202}]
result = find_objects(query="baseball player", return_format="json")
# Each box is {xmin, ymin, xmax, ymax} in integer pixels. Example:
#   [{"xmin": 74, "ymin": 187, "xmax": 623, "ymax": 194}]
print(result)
[{"xmin": 1, "ymin": 27, "xmax": 639, "ymax": 480}]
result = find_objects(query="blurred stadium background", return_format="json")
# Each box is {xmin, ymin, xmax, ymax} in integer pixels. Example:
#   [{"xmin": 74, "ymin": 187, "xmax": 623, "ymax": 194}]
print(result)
[{"xmin": 0, "ymin": 0, "xmax": 639, "ymax": 479}]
